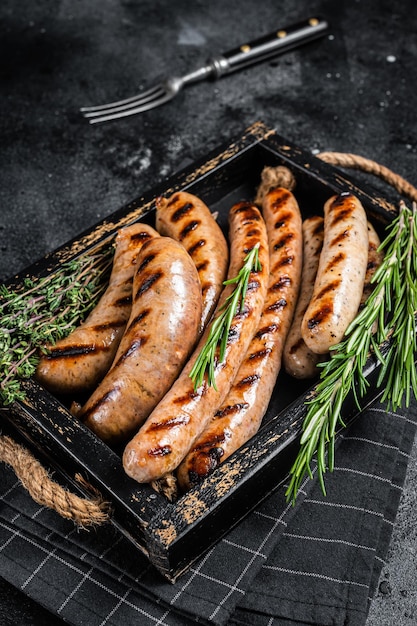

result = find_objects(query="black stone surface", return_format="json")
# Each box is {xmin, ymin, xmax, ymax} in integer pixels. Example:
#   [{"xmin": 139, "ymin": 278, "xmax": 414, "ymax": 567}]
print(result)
[{"xmin": 1, "ymin": 0, "xmax": 416, "ymax": 624}]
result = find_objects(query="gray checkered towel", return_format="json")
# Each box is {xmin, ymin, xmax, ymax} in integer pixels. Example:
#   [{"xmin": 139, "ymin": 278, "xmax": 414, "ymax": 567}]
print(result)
[{"xmin": 1, "ymin": 395, "xmax": 416, "ymax": 626}]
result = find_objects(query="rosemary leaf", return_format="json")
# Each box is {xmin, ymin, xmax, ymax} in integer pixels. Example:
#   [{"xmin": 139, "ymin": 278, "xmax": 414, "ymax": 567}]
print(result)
[{"xmin": 189, "ymin": 244, "xmax": 261, "ymax": 391}]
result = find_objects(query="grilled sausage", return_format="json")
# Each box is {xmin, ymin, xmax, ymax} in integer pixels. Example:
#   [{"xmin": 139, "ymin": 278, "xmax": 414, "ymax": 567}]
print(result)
[
  {"xmin": 177, "ymin": 187, "xmax": 303, "ymax": 490},
  {"xmin": 301, "ymin": 193, "xmax": 369, "ymax": 354},
  {"xmin": 123, "ymin": 201, "xmax": 270, "ymax": 483},
  {"xmin": 360, "ymin": 221, "xmax": 384, "ymax": 308},
  {"xmin": 283, "ymin": 216, "xmax": 327, "ymax": 379},
  {"xmin": 35, "ymin": 223, "xmax": 159, "ymax": 396},
  {"xmin": 80, "ymin": 237, "xmax": 202, "ymax": 445},
  {"xmin": 156, "ymin": 191, "xmax": 229, "ymax": 332}
]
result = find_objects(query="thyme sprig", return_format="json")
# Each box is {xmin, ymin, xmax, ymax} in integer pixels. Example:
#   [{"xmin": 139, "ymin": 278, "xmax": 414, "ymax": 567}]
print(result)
[
  {"xmin": 286, "ymin": 201, "xmax": 417, "ymax": 503},
  {"xmin": 0, "ymin": 250, "xmax": 113, "ymax": 406},
  {"xmin": 189, "ymin": 243, "xmax": 261, "ymax": 391}
]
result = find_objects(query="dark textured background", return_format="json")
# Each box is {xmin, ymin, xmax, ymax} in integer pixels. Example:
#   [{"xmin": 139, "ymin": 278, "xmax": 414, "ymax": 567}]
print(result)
[{"xmin": 1, "ymin": 0, "xmax": 416, "ymax": 624}]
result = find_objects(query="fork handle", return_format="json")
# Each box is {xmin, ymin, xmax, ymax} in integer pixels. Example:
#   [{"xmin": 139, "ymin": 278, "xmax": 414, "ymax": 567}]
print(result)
[{"xmin": 210, "ymin": 16, "xmax": 329, "ymax": 77}]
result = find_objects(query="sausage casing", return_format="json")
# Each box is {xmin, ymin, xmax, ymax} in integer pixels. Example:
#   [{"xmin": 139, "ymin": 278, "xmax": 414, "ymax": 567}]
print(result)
[
  {"xmin": 156, "ymin": 191, "xmax": 229, "ymax": 332},
  {"xmin": 360, "ymin": 221, "xmax": 384, "ymax": 307},
  {"xmin": 35, "ymin": 223, "xmax": 159, "ymax": 396},
  {"xmin": 80, "ymin": 237, "xmax": 203, "ymax": 445},
  {"xmin": 177, "ymin": 187, "xmax": 303, "ymax": 490},
  {"xmin": 123, "ymin": 201, "xmax": 270, "ymax": 483},
  {"xmin": 283, "ymin": 216, "xmax": 327, "ymax": 379},
  {"xmin": 301, "ymin": 193, "xmax": 369, "ymax": 354}
]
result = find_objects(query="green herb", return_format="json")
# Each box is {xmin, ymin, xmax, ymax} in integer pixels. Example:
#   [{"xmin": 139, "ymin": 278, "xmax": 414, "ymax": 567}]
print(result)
[
  {"xmin": 0, "ymin": 250, "xmax": 113, "ymax": 406},
  {"xmin": 286, "ymin": 200, "xmax": 417, "ymax": 504},
  {"xmin": 189, "ymin": 243, "xmax": 261, "ymax": 391}
]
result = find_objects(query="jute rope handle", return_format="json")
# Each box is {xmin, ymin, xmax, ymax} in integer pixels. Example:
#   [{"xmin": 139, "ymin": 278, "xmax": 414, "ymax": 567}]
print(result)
[
  {"xmin": 317, "ymin": 152, "xmax": 417, "ymax": 203},
  {"xmin": 1, "ymin": 151, "xmax": 417, "ymax": 526},
  {"xmin": 0, "ymin": 434, "xmax": 110, "ymax": 526}
]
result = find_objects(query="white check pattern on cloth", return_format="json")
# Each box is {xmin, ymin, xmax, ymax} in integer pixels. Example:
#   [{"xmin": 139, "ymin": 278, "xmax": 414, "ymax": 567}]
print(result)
[
  {"xmin": 1, "ymin": 398, "xmax": 416, "ymax": 626},
  {"xmin": 229, "ymin": 404, "xmax": 416, "ymax": 626},
  {"xmin": 0, "ymin": 439, "xmax": 310, "ymax": 626}
]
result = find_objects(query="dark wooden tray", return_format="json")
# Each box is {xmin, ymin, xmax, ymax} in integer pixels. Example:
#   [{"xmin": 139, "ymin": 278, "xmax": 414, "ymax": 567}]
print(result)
[{"xmin": 0, "ymin": 122, "xmax": 395, "ymax": 581}]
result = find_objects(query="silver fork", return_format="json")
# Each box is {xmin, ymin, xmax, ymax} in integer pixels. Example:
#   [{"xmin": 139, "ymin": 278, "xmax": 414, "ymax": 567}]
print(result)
[{"xmin": 81, "ymin": 16, "xmax": 329, "ymax": 124}]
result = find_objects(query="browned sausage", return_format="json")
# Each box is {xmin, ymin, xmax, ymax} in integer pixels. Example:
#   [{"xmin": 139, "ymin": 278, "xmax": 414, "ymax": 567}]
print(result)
[
  {"xmin": 156, "ymin": 191, "xmax": 229, "ymax": 332},
  {"xmin": 80, "ymin": 237, "xmax": 202, "ymax": 445},
  {"xmin": 360, "ymin": 221, "xmax": 384, "ymax": 308},
  {"xmin": 35, "ymin": 223, "xmax": 159, "ymax": 396},
  {"xmin": 176, "ymin": 187, "xmax": 303, "ymax": 490},
  {"xmin": 123, "ymin": 201, "xmax": 270, "ymax": 483},
  {"xmin": 283, "ymin": 216, "xmax": 327, "ymax": 379},
  {"xmin": 301, "ymin": 193, "xmax": 369, "ymax": 354}
]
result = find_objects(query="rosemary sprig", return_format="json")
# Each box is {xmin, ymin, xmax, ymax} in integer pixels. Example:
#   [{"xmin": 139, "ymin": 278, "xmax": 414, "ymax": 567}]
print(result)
[
  {"xmin": 286, "ymin": 200, "xmax": 417, "ymax": 503},
  {"xmin": 0, "ymin": 249, "xmax": 113, "ymax": 406},
  {"xmin": 189, "ymin": 243, "xmax": 261, "ymax": 391}
]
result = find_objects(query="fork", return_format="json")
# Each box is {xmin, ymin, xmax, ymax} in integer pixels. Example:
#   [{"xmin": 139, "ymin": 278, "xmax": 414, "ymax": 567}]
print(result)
[{"xmin": 81, "ymin": 16, "xmax": 329, "ymax": 124}]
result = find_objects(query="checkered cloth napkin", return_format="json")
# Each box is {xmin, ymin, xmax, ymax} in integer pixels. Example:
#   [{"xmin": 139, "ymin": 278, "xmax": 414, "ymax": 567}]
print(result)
[{"xmin": 1, "ymin": 394, "xmax": 416, "ymax": 626}]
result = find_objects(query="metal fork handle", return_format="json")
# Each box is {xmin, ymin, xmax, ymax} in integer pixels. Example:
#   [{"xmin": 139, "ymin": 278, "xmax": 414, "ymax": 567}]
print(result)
[
  {"xmin": 210, "ymin": 16, "xmax": 329, "ymax": 78},
  {"xmin": 180, "ymin": 16, "xmax": 329, "ymax": 88}
]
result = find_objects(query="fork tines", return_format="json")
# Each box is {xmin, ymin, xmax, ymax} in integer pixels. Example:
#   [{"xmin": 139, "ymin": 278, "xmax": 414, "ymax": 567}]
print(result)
[{"xmin": 80, "ymin": 84, "xmax": 171, "ymax": 124}]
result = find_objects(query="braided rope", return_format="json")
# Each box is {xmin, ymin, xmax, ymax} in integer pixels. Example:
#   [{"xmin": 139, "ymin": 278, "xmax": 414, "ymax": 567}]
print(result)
[
  {"xmin": 0, "ymin": 434, "xmax": 110, "ymax": 526},
  {"xmin": 317, "ymin": 152, "xmax": 417, "ymax": 203}
]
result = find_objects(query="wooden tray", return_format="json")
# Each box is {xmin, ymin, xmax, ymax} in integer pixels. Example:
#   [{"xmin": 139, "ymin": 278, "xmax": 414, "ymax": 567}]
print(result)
[{"xmin": 1, "ymin": 122, "xmax": 395, "ymax": 581}]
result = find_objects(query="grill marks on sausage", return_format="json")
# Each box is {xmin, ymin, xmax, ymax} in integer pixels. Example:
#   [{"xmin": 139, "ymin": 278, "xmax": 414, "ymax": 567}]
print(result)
[
  {"xmin": 249, "ymin": 346, "xmax": 272, "ymax": 362},
  {"xmin": 136, "ymin": 253, "xmax": 156, "ymax": 273},
  {"xmin": 88, "ymin": 319, "xmax": 127, "ymax": 333},
  {"xmin": 323, "ymin": 251, "xmax": 346, "ymax": 274},
  {"xmin": 307, "ymin": 302, "xmax": 334, "ymax": 329},
  {"xmin": 270, "ymin": 204, "xmax": 296, "ymax": 276},
  {"xmin": 274, "ymin": 210, "xmax": 292, "ymax": 230},
  {"xmin": 314, "ymin": 279, "xmax": 342, "ymax": 301},
  {"xmin": 330, "ymin": 229, "xmax": 350, "ymax": 247},
  {"xmin": 196, "ymin": 259, "xmax": 209, "ymax": 273},
  {"xmin": 134, "ymin": 272, "xmax": 163, "ymax": 299},
  {"xmin": 125, "ymin": 309, "xmax": 150, "ymax": 333},
  {"xmin": 306, "ymin": 202, "xmax": 352, "ymax": 330},
  {"xmin": 273, "ymin": 232, "xmax": 295, "ymax": 250},
  {"xmin": 109, "ymin": 338, "xmax": 147, "ymax": 371},
  {"xmin": 44, "ymin": 343, "xmax": 105, "ymax": 360},
  {"xmin": 188, "ymin": 239, "xmax": 206, "ymax": 257},
  {"xmin": 179, "ymin": 220, "xmax": 200, "ymax": 240},
  {"xmin": 80, "ymin": 386, "xmax": 122, "ymax": 421},
  {"xmin": 267, "ymin": 298, "xmax": 287, "ymax": 312},
  {"xmin": 172, "ymin": 390, "xmax": 203, "ymax": 406},
  {"xmin": 234, "ymin": 202, "xmax": 262, "ymax": 223},
  {"xmin": 113, "ymin": 294, "xmax": 132, "ymax": 308},
  {"xmin": 129, "ymin": 231, "xmax": 155, "ymax": 244},
  {"xmin": 270, "ymin": 275, "xmax": 291, "ymax": 290},
  {"xmin": 307, "ymin": 277, "xmax": 341, "ymax": 329},
  {"xmin": 171, "ymin": 201, "xmax": 193, "ymax": 221},
  {"xmin": 165, "ymin": 198, "xmax": 203, "ymax": 239},
  {"xmin": 234, "ymin": 373, "xmax": 262, "ymax": 391},
  {"xmin": 215, "ymin": 402, "xmax": 250, "ymax": 420},
  {"xmin": 191, "ymin": 432, "xmax": 228, "ymax": 451},
  {"xmin": 329, "ymin": 194, "xmax": 357, "ymax": 226},
  {"xmin": 147, "ymin": 414, "xmax": 190, "ymax": 432},
  {"xmin": 145, "ymin": 415, "xmax": 193, "ymax": 457},
  {"xmin": 45, "ymin": 288, "xmax": 140, "ymax": 361},
  {"xmin": 255, "ymin": 323, "xmax": 279, "ymax": 339},
  {"xmin": 271, "ymin": 189, "xmax": 292, "ymax": 210}
]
